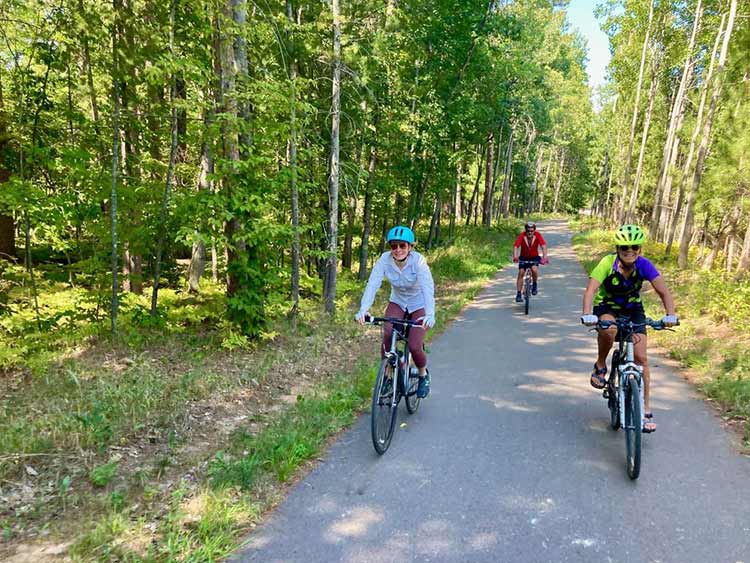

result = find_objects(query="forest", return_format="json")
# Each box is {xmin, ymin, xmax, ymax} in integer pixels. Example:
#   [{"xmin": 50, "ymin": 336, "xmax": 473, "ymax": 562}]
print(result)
[
  {"xmin": 0, "ymin": 0, "xmax": 748, "ymax": 559},
  {"xmin": 0, "ymin": 0, "xmax": 594, "ymax": 347}
]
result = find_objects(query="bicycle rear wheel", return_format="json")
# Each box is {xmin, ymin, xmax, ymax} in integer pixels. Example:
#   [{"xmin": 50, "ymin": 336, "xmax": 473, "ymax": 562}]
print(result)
[
  {"xmin": 624, "ymin": 374, "xmax": 642, "ymax": 480},
  {"xmin": 405, "ymin": 367, "xmax": 421, "ymax": 414},
  {"xmin": 371, "ymin": 359, "xmax": 398, "ymax": 455}
]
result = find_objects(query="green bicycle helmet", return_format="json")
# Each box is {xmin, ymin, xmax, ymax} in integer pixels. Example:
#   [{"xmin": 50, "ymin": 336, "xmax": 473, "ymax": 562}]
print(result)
[{"xmin": 613, "ymin": 224, "xmax": 646, "ymax": 246}]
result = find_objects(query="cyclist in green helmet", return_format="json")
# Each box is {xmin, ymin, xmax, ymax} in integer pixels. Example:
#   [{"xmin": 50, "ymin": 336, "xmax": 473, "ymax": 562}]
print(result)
[{"xmin": 580, "ymin": 225, "xmax": 678, "ymax": 433}]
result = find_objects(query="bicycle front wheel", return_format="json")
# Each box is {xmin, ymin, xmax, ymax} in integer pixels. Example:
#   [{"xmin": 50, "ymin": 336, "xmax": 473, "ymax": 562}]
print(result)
[
  {"xmin": 624, "ymin": 374, "xmax": 642, "ymax": 480},
  {"xmin": 524, "ymin": 278, "xmax": 531, "ymax": 315},
  {"xmin": 608, "ymin": 352, "xmax": 620, "ymax": 430},
  {"xmin": 371, "ymin": 359, "xmax": 398, "ymax": 455}
]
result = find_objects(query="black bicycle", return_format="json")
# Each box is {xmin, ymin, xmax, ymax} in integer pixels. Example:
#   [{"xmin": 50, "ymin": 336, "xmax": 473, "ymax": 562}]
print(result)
[
  {"xmin": 365, "ymin": 315, "xmax": 423, "ymax": 454},
  {"xmin": 595, "ymin": 317, "xmax": 677, "ymax": 480},
  {"xmin": 519, "ymin": 260, "xmax": 541, "ymax": 315}
]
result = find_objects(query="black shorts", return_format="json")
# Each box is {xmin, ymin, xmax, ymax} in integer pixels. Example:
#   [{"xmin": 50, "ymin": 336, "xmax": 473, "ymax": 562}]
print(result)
[
  {"xmin": 593, "ymin": 304, "xmax": 647, "ymax": 336},
  {"xmin": 518, "ymin": 256, "xmax": 541, "ymax": 270}
]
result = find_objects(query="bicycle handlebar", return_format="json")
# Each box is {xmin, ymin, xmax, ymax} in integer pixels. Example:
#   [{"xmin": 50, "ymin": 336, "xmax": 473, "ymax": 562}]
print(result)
[
  {"xmin": 518, "ymin": 260, "xmax": 544, "ymax": 267},
  {"xmin": 595, "ymin": 317, "xmax": 679, "ymax": 331},
  {"xmin": 365, "ymin": 315, "xmax": 423, "ymax": 327}
]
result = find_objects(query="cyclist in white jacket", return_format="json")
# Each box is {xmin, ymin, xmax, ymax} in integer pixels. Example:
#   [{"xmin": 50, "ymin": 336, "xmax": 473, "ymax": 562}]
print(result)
[{"xmin": 356, "ymin": 226, "xmax": 435, "ymax": 398}]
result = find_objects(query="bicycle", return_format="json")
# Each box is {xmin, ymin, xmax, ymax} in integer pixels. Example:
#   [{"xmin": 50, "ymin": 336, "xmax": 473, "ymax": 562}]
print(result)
[
  {"xmin": 365, "ymin": 315, "xmax": 423, "ymax": 455},
  {"xmin": 594, "ymin": 317, "xmax": 677, "ymax": 480},
  {"xmin": 519, "ymin": 260, "xmax": 541, "ymax": 315}
]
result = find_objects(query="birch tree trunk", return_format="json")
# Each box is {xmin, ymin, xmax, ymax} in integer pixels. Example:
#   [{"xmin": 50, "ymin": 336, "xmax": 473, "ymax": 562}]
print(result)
[
  {"xmin": 678, "ymin": 1, "xmax": 737, "ymax": 268},
  {"xmin": 650, "ymin": 0, "xmax": 702, "ymax": 237},
  {"xmin": 465, "ymin": 144, "xmax": 485, "ymax": 226},
  {"xmin": 500, "ymin": 125, "xmax": 515, "ymax": 218},
  {"xmin": 627, "ymin": 56, "xmax": 660, "ymax": 222},
  {"xmin": 552, "ymin": 151, "xmax": 566, "ymax": 214},
  {"xmin": 537, "ymin": 147, "xmax": 554, "ymax": 213},
  {"xmin": 110, "ymin": 0, "xmax": 122, "ymax": 333},
  {"xmin": 358, "ymin": 135, "xmax": 377, "ymax": 280},
  {"xmin": 618, "ymin": 0, "xmax": 654, "ymax": 223},
  {"xmin": 323, "ymin": 0, "xmax": 341, "ymax": 314},
  {"xmin": 481, "ymin": 132, "xmax": 495, "ymax": 227},
  {"xmin": 287, "ymin": 0, "xmax": 301, "ymax": 314},
  {"xmin": 737, "ymin": 209, "xmax": 750, "ymax": 274},
  {"xmin": 667, "ymin": 12, "xmax": 725, "ymax": 256}
]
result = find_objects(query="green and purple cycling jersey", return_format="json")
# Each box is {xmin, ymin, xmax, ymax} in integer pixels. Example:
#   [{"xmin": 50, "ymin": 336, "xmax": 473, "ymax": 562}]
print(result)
[{"xmin": 590, "ymin": 254, "xmax": 660, "ymax": 312}]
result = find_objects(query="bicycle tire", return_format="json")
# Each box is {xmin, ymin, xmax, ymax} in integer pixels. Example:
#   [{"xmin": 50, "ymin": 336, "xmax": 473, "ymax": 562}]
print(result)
[
  {"xmin": 624, "ymin": 374, "xmax": 642, "ymax": 480},
  {"xmin": 608, "ymin": 351, "xmax": 620, "ymax": 430},
  {"xmin": 524, "ymin": 277, "xmax": 531, "ymax": 315},
  {"xmin": 371, "ymin": 359, "xmax": 398, "ymax": 455},
  {"xmin": 405, "ymin": 367, "xmax": 421, "ymax": 414}
]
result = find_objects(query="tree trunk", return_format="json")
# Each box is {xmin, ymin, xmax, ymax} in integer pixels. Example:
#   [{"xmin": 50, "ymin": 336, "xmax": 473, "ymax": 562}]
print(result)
[
  {"xmin": 286, "ymin": 0, "xmax": 301, "ymax": 314},
  {"xmin": 650, "ymin": 0, "xmax": 702, "ymax": 237},
  {"xmin": 219, "ymin": 0, "xmax": 244, "ymax": 298},
  {"xmin": 187, "ymin": 102, "xmax": 214, "ymax": 293},
  {"xmin": 0, "ymin": 77, "xmax": 13, "ymax": 261},
  {"xmin": 120, "ymin": 0, "xmax": 143, "ymax": 295},
  {"xmin": 151, "ymin": 0, "xmax": 180, "ymax": 315},
  {"xmin": 537, "ymin": 148, "xmax": 554, "ymax": 213},
  {"xmin": 481, "ymin": 133, "xmax": 495, "ymax": 227},
  {"xmin": 626, "ymin": 57, "xmax": 660, "ymax": 222},
  {"xmin": 359, "ymin": 134, "xmax": 377, "ymax": 280},
  {"xmin": 449, "ymin": 158, "xmax": 461, "ymax": 239},
  {"xmin": 465, "ymin": 144, "xmax": 485, "ymax": 226},
  {"xmin": 618, "ymin": 0, "xmax": 655, "ymax": 223},
  {"xmin": 667, "ymin": 14, "xmax": 725, "ymax": 256},
  {"xmin": 528, "ymin": 146, "xmax": 544, "ymax": 215},
  {"xmin": 737, "ymin": 209, "xmax": 750, "ymax": 274},
  {"xmin": 110, "ymin": 0, "xmax": 122, "ymax": 334},
  {"xmin": 679, "ymin": 3, "xmax": 737, "ymax": 268},
  {"xmin": 323, "ymin": 0, "xmax": 341, "ymax": 314},
  {"xmin": 500, "ymin": 125, "xmax": 515, "ymax": 218},
  {"xmin": 553, "ymin": 151, "xmax": 566, "ymax": 213},
  {"xmin": 232, "ymin": 0, "xmax": 252, "ymax": 153}
]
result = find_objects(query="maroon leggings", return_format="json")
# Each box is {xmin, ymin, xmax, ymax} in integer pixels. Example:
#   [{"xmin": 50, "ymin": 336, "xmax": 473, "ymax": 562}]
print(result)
[{"xmin": 381, "ymin": 302, "xmax": 427, "ymax": 368}]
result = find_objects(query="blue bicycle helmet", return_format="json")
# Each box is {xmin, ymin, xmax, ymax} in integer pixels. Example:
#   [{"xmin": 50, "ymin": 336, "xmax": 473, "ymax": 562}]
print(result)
[{"xmin": 386, "ymin": 225, "xmax": 416, "ymax": 244}]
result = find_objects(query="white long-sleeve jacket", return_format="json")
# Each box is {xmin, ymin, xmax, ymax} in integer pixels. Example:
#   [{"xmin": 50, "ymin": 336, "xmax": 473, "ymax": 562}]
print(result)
[{"xmin": 358, "ymin": 251, "xmax": 435, "ymax": 317}]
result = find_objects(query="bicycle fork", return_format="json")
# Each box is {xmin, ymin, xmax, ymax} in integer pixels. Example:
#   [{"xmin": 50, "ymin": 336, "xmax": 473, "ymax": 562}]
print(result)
[{"xmin": 618, "ymin": 341, "xmax": 645, "ymax": 430}]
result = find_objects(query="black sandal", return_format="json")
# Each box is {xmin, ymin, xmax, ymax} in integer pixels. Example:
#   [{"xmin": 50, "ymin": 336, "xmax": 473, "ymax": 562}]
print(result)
[
  {"xmin": 642, "ymin": 412, "xmax": 656, "ymax": 433},
  {"xmin": 590, "ymin": 364, "xmax": 607, "ymax": 389}
]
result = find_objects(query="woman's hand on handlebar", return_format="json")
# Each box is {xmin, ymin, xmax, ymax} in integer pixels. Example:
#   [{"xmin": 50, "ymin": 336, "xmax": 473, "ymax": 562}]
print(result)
[
  {"xmin": 581, "ymin": 314, "xmax": 598, "ymax": 326},
  {"xmin": 355, "ymin": 311, "xmax": 368, "ymax": 325}
]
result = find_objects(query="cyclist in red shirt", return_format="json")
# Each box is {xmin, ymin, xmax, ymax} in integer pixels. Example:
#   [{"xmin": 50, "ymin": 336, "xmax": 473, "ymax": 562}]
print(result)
[{"xmin": 512, "ymin": 222, "xmax": 548, "ymax": 302}]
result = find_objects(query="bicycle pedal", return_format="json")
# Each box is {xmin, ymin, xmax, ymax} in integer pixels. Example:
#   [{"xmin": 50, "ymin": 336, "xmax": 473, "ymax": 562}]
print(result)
[{"xmin": 602, "ymin": 388, "xmax": 609, "ymax": 399}]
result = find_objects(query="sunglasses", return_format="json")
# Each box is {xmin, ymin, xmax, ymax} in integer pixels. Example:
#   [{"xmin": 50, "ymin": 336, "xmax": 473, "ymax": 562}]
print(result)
[
  {"xmin": 617, "ymin": 245, "xmax": 641, "ymax": 251},
  {"xmin": 389, "ymin": 242, "xmax": 409, "ymax": 250}
]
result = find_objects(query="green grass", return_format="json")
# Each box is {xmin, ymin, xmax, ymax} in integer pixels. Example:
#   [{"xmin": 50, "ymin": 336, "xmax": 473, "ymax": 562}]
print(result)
[{"xmin": 570, "ymin": 219, "xmax": 750, "ymax": 444}]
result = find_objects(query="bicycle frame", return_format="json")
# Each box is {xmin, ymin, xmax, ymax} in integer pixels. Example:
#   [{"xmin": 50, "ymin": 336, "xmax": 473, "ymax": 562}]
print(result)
[
  {"xmin": 602, "ymin": 317, "xmax": 675, "ymax": 429},
  {"xmin": 613, "ymin": 326, "xmax": 645, "ymax": 433},
  {"xmin": 383, "ymin": 323, "xmax": 411, "ymax": 405},
  {"xmin": 367, "ymin": 314, "xmax": 422, "ymax": 403}
]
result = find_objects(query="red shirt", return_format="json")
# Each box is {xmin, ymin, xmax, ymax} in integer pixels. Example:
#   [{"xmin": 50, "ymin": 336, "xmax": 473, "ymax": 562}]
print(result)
[{"xmin": 514, "ymin": 231, "xmax": 546, "ymax": 258}]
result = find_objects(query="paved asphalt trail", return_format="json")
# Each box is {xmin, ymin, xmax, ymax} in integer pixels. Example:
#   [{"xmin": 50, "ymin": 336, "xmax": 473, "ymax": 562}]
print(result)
[{"xmin": 235, "ymin": 221, "xmax": 749, "ymax": 563}]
